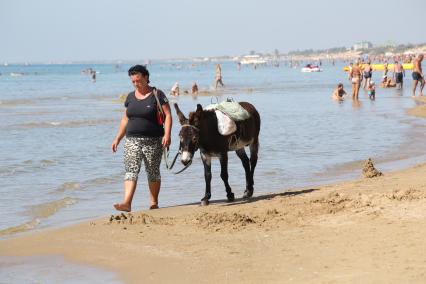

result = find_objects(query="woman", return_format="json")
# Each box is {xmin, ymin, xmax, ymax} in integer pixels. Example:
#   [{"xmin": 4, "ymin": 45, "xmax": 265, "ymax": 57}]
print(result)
[
  {"xmin": 350, "ymin": 61, "xmax": 362, "ymax": 100},
  {"xmin": 111, "ymin": 65, "xmax": 172, "ymax": 211},
  {"xmin": 215, "ymin": 64, "xmax": 224, "ymax": 89}
]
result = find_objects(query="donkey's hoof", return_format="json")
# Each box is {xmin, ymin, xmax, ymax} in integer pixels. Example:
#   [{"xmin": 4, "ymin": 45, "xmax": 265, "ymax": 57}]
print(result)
[
  {"xmin": 242, "ymin": 190, "xmax": 253, "ymax": 199},
  {"xmin": 227, "ymin": 193, "xmax": 235, "ymax": 202},
  {"xmin": 201, "ymin": 200, "xmax": 210, "ymax": 206}
]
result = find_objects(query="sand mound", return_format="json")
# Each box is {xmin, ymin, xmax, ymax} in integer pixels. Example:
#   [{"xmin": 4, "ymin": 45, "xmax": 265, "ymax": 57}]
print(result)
[
  {"xmin": 192, "ymin": 212, "xmax": 256, "ymax": 231},
  {"xmin": 108, "ymin": 212, "xmax": 174, "ymax": 225},
  {"xmin": 191, "ymin": 209, "xmax": 283, "ymax": 232},
  {"xmin": 385, "ymin": 188, "xmax": 426, "ymax": 201},
  {"xmin": 362, "ymin": 158, "xmax": 383, "ymax": 178}
]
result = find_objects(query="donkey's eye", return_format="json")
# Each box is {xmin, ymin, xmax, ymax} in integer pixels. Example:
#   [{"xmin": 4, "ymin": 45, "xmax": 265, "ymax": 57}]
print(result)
[{"xmin": 192, "ymin": 137, "xmax": 198, "ymax": 143}]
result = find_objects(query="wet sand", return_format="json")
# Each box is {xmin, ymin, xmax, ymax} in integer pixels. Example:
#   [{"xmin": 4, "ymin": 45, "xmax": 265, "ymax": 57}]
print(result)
[
  {"xmin": 408, "ymin": 96, "xmax": 426, "ymax": 118},
  {"xmin": 1, "ymin": 98, "xmax": 426, "ymax": 283}
]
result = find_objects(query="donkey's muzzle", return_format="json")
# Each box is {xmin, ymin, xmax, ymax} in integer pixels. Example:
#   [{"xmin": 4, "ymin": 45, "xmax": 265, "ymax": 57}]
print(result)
[{"xmin": 181, "ymin": 151, "xmax": 193, "ymax": 166}]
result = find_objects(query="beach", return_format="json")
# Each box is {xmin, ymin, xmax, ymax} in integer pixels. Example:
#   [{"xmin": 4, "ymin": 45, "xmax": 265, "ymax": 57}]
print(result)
[
  {"xmin": 2, "ymin": 159, "xmax": 426, "ymax": 283},
  {"xmin": 1, "ymin": 63, "xmax": 426, "ymax": 283},
  {"xmin": 2, "ymin": 95, "xmax": 426, "ymax": 283}
]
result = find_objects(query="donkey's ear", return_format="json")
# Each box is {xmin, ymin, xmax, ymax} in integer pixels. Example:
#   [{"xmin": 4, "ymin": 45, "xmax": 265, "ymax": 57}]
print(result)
[
  {"xmin": 173, "ymin": 103, "xmax": 188, "ymax": 125},
  {"xmin": 196, "ymin": 104, "xmax": 203, "ymax": 112}
]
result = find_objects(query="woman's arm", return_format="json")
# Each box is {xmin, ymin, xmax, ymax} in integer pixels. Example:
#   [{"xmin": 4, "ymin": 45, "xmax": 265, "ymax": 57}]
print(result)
[
  {"xmin": 161, "ymin": 103, "xmax": 172, "ymax": 148},
  {"xmin": 112, "ymin": 109, "xmax": 129, "ymax": 152}
]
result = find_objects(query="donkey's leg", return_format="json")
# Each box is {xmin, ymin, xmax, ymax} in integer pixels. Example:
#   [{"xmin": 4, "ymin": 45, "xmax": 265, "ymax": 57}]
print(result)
[
  {"xmin": 245, "ymin": 140, "xmax": 259, "ymax": 198},
  {"xmin": 235, "ymin": 148, "xmax": 253, "ymax": 199},
  {"xmin": 219, "ymin": 153, "xmax": 235, "ymax": 202},
  {"xmin": 200, "ymin": 152, "xmax": 212, "ymax": 206}
]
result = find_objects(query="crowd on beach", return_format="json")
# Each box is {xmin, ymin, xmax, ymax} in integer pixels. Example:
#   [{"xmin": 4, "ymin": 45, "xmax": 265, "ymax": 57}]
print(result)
[{"xmin": 332, "ymin": 53, "xmax": 424, "ymax": 101}]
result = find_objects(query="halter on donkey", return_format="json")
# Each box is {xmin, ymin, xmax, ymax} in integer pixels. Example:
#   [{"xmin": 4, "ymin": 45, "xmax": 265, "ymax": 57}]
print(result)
[{"xmin": 174, "ymin": 102, "xmax": 261, "ymax": 205}]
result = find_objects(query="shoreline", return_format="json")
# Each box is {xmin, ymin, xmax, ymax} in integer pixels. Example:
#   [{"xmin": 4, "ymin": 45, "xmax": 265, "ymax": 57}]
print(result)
[
  {"xmin": 2, "ymin": 159, "xmax": 426, "ymax": 283},
  {"xmin": 1, "ymin": 92, "xmax": 426, "ymax": 283}
]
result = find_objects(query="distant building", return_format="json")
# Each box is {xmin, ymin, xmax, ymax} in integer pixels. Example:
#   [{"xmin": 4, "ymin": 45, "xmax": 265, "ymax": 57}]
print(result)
[{"xmin": 353, "ymin": 41, "xmax": 373, "ymax": 51}]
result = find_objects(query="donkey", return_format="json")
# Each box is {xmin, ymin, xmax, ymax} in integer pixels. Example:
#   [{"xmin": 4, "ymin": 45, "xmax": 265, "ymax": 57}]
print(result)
[{"xmin": 174, "ymin": 102, "xmax": 261, "ymax": 205}]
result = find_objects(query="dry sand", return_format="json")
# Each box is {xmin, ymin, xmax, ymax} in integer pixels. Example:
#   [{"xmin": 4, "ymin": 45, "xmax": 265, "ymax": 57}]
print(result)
[{"xmin": 2, "ymin": 100, "xmax": 426, "ymax": 283}]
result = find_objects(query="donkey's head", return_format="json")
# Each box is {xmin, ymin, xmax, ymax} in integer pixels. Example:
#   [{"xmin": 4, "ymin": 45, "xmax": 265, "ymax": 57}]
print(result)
[{"xmin": 174, "ymin": 103, "xmax": 203, "ymax": 166}]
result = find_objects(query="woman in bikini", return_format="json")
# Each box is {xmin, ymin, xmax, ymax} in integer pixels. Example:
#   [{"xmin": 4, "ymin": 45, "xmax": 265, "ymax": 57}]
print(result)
[{"xmin": 350, "ymin": 61, "xmax": 362, "ymax": 100}]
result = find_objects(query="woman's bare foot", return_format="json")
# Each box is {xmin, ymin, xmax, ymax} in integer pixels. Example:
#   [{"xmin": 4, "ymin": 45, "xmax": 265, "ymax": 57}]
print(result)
[
  {"xmin": 149, "ymin": 204, "xmax": 159, "ymax": 210},
  {"xmin": 114, "ymin": 203, "xmax": 131, "ymax": 212}
]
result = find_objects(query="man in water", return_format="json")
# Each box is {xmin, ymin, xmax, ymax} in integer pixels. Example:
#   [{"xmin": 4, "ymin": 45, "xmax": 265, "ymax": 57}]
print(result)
[
  {"xmin": 191, "ymin": 82, "xmax": 198, "ymax": 94},
  {"xmin": 412, "ymin": 54, "xmax": 424, "ymax": 97},
  {"xmin": 89, "ymin": 69, "xmax": 96, "ymax": 83},
  {"xmin": 362, "ymin": 61, "xmax": 373, "ymax": 89},
  {"xmin": 393, "ymin": 60, "xmax": 405, "ymax": 90}
]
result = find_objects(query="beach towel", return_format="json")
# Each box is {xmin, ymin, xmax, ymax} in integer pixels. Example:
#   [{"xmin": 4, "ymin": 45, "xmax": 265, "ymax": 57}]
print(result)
[{"xmin": 215, "ymin": 110, "xmax": 237, "ymax": 135}]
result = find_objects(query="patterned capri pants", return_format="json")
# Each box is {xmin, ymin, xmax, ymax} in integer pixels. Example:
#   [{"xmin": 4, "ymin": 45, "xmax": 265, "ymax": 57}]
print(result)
[{"xmin": 124, "ymin": 137, "xmax": 163, "ymax": 182}]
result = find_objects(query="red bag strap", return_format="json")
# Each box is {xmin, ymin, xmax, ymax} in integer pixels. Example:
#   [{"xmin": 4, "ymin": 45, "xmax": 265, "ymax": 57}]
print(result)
[{"xmin": 152, "ymin": 88, "xmax": 165, "ymax": 116}]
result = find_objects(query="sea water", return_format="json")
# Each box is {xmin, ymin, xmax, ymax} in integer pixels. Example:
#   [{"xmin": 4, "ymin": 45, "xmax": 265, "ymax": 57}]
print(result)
[{"xmin": 1, "ymin": 61, "xmax": 426, "ymax": 235}]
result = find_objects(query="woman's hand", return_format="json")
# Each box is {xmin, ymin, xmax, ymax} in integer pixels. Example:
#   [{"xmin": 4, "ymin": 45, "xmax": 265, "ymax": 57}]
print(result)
[
  {"xmin": 112, "ymin": 138, "xmax": 120, "ymax": 153},
  {"xmin": 162, "ymin": 135, "xmax": 171, "ymax": 148}
]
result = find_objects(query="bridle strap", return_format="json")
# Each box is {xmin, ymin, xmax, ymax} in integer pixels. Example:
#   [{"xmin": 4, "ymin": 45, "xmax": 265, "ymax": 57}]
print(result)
[
  {"xmin": 163, "ymin": 124, "xmax": 199, "ymax": 174},
  {"xmin": 181, "ymin": 124, "xmax": 199, "ymax": 131}
]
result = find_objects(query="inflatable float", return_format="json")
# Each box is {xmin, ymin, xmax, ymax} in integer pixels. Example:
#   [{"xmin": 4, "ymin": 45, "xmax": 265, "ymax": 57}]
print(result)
[{"xmin": 343, "ymin": 63, "xmax": 413, "ymax": 72}]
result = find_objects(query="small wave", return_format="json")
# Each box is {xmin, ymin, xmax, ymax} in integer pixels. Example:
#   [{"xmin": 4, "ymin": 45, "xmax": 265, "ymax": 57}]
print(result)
[
  {"xmin": 0, "ymin": 159, "xmax": 57, "ymax": 177},
  {"xmin": 40, "ymin": 159, "xmax": 56, "ymax": 166},
  {"xmin": 0, "ymin": 219, "xmax": 40, "ymax": 237},
  {"xmin": 0, "ymin": 197, "xmax": 78, "ymax": 237},
  {"xmin": 0, "ymin": 99, "xmax": 34, "ymax": 107},
  {"xmin": 12, "ymin": 119, "xmax": 116, "ymax": 129},
  {"xmin": 56, "ymin": 182, "xmax": 81, "ymax": 192},
  {"xmin": 86, "ymin": 176, "xmax": 118, "ymax": 186},
  {"xmin": 26, "ymin": 197, "xmax": 78, "ymax": 220}
]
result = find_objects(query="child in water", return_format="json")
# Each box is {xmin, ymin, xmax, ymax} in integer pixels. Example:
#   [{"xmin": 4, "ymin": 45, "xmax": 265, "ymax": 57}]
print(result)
[{"xmin": 368, "ymin": 81, "xmax": 376, "ymax": 100}]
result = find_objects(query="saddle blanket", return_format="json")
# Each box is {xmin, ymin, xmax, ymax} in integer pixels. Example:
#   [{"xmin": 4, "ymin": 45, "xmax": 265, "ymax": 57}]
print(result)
[{"xmin": 205, "ymin": 101, "xmax": 250, "ymax": 121}]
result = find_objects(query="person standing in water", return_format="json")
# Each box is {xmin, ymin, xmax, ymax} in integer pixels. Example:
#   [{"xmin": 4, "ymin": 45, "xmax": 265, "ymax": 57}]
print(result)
[
  {"xmin": 393, "ymin": 60, "xmax": 405, "ymax": 90},
  {"xmin": 350, "ymin": 61, "xmax": 362, "ymax": 100},
  {"xmin": 362, "ymin": 61, "xmax": 373, "ymax": 89},
  {"xmin": 111, "ymin": 65, "xmax": 172, "ymax": 211},
  {"xmin": 412, "ymin": 54, "xmax": 424, "ymax": 97},
  {"xmin": 215, "ymin": 64, "xmax": 224, "ymax": 89}
]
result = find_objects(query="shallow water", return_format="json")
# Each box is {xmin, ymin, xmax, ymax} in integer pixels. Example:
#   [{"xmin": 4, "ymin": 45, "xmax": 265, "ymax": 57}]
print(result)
[{"xmin": 0, "ymin": 61, "xmax": 425, "ymax": 235}]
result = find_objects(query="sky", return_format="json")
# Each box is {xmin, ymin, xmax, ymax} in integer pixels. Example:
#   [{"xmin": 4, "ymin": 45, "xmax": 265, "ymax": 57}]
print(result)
[{"xmin": 1, "ymin": 0, "xmax": 425, "ymax": 63}]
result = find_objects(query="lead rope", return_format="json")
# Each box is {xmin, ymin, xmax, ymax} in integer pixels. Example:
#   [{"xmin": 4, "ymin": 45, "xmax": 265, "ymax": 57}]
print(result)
[
  {"xmin": 163, "ymin": 147, "xmax": 180, "ymax": 170},
  {"xmin": 163, "ymin": 124, "xmax": 199, "ymax": 174}
]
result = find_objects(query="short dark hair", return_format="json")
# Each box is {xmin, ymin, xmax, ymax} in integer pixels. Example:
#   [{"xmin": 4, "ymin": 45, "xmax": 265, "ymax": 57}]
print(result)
[{"xmin": 128, "ymin": 65, "xmax": 150, "ymax": 83}]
